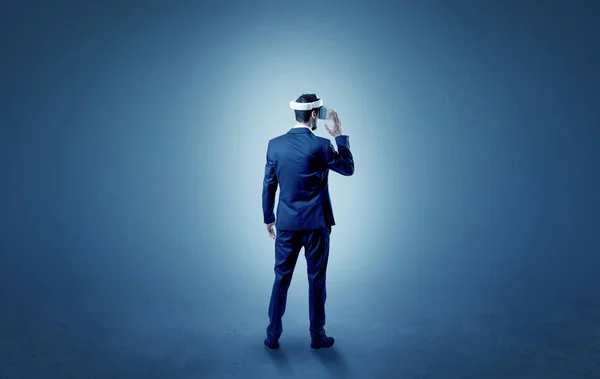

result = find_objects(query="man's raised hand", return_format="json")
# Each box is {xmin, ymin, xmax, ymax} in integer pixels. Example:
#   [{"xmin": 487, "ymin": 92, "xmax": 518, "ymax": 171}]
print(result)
[{"xmin": 324, "ymin": 110, "xmax": 343, "ymax": 137}]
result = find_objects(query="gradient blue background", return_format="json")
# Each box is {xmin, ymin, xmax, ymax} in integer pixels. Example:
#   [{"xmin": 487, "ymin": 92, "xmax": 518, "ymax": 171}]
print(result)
[{"xmin": 1, "ymin": 0, "xmax": 599, "ymax": 378}]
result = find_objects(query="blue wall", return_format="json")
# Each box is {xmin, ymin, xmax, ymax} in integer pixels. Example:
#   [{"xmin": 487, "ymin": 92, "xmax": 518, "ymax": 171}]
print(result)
[{"xmin": 1, "ymin": 0, "xmax": 599, "ymax": 342}]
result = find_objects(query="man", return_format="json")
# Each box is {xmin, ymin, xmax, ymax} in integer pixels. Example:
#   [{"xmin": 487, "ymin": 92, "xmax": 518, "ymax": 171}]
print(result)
[{"xmin": 262, "ymin": 93, "xmax": 354, "ymax": 350}]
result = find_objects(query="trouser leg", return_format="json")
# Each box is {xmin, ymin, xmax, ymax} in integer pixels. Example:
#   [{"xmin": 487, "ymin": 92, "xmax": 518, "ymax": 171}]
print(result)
[
  {"xmin": 266, "ymin": 229, "xmax": 302, "ymax": 340},
  {"xmin": 303, "ymin": 227, "xmax": 330, "ymax": 339}
]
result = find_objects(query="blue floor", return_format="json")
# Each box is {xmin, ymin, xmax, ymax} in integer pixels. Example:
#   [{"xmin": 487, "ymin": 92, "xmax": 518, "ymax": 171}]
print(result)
[{"xmin": 2, "ymin": 276, "xmax": 599, "ymax": 379}]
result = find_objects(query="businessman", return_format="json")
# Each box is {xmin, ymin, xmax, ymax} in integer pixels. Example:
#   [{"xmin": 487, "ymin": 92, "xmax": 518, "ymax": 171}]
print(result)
[{"xmin": 262, "ymin": 93, "xmax": 354, "ymax": 350}]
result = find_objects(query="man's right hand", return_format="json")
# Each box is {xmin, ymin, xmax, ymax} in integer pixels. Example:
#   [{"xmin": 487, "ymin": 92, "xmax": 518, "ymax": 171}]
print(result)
[{"xmin": 324, "ymin": 110, "xmax": 343, "ymax": 137}]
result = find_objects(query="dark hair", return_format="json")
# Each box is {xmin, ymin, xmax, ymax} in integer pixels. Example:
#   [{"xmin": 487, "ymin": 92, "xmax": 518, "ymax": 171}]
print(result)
[{"xmin": 294, "ymin": 93, "xmax": 321, "ymax": 123}]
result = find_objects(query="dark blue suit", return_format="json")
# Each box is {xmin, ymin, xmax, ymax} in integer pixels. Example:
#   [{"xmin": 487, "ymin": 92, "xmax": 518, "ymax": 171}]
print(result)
[{"xmin": 262, "ymin": 126, "xmax": 354, "ymax": 341}]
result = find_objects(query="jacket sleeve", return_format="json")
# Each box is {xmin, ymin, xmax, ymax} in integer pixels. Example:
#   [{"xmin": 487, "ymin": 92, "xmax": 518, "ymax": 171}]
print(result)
[
  {"xmin": 262, "ymin": 142, "xmax": 278, "ymax": 224},
  {"xmin": 327, "ymin": 135, "xmax": 354, "ymax": 176}
]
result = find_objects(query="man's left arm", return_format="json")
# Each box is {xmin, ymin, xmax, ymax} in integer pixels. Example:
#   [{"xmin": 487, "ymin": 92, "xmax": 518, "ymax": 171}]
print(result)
[{"xmin": 262, "ymin": 143, "xmax": 278, "ymax": 226}]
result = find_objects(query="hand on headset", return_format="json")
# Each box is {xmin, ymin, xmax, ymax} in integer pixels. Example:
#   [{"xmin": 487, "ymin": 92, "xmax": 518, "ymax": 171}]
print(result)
[{"xmin": 324, "ymin": 110, "xmax": 343, "ymax": 138}]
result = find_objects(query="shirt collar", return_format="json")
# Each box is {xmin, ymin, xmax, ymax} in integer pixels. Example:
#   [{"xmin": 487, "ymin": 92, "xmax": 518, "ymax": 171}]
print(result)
[{"xmin": 293, "ymin": 123, "xmax": 315, "ymax": 133}]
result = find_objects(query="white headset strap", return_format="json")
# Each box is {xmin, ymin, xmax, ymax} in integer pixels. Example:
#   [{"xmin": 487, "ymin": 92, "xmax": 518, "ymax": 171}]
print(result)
[{"xmin": 289, "ymin": 99, "xmax": 323, "ymax": 110}]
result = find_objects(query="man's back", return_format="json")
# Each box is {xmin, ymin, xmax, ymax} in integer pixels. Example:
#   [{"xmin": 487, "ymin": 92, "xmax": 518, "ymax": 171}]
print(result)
[{"xmin": 262, "ymin": 127, "xmax": 354, "ymax": 231}]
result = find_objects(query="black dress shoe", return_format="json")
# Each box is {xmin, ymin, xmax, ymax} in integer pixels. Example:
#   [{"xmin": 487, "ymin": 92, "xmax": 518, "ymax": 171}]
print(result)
[
  {"xmin": 311, "ymin": 336, "xmax": 335, "ymax": 349},
  {"xmin": 264, "ymin": 338, "xmax": 279, "ymax": 350}
]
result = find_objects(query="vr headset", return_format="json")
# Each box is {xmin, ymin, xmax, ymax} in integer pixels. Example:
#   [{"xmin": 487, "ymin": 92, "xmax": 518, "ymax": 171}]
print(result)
[{"xmin": 289, "ymin": 97, "xmax": 333, "ymax": 121}]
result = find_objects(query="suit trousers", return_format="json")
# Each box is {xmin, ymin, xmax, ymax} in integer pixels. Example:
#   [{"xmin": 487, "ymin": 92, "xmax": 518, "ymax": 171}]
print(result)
[{"xmin": 267, "ymin": 226, "xmax": 331, "ymax": 340}]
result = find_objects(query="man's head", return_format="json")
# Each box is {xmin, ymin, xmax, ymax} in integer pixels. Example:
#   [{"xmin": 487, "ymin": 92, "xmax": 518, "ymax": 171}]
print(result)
[{"xmin": 294, "ymin": 93, "xmax": 321, "ymax": 131}]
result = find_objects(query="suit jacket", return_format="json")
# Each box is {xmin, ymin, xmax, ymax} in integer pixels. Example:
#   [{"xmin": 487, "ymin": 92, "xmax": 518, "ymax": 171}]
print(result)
[{"xmin": 262, "ymin": 126, "xmax": 354, "ymax": 231}]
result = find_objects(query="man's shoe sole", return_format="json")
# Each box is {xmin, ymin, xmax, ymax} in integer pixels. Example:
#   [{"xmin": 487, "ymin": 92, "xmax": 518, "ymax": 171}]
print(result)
[
  {"xmin": 311, "ymin": 337, "xmax": 335, "ymax": 349},
  {"xmin": 264, "ymin": 338, "xmax": 279, "ymax": 350}
]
